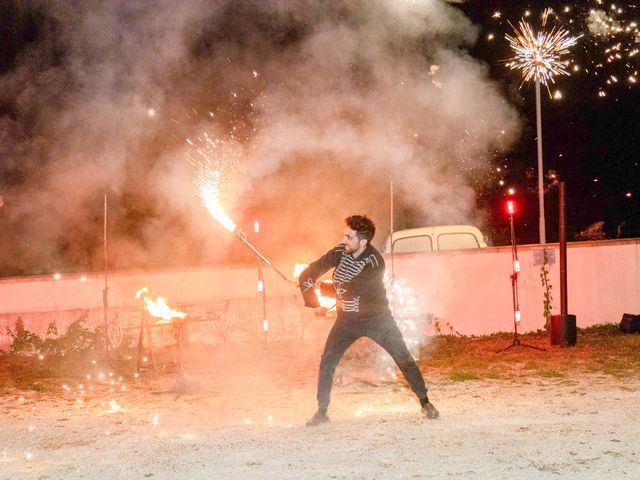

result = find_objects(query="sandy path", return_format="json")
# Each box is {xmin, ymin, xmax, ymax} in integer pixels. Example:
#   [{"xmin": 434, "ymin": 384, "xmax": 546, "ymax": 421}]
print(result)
[{"xmin": 1, "ymin": 344, "xmax": 639, "ymax": 480}]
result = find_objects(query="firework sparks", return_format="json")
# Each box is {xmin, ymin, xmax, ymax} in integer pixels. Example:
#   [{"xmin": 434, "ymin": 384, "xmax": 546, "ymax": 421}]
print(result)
[
  {"xmin": 186, "ymin": 124, "xmax": 292, "ymax": 283},
  {"xmin": 198, "ymin": 182, "xmax": 236, "ymax": 232},
  {"xmin": 490, "ymin": 2, "xmax": 640, "ymax": 98},
  {"xmin": 506, "ymin": 18, "xmax": 580, "ymax": 87},
  {"xmin": 384, "ymin": 271, "xmax": 427, "ymax": 357},
  {"xmin": 189, "ymin": 136, "xmax": 237, "ymax": 232},
  {"xmin": 186, "ymin": 126, "xmax": 241, "ymax": 234},
  {"xmin": 108, "ymin": 399, "xmax": 122, "ymax": 413}
]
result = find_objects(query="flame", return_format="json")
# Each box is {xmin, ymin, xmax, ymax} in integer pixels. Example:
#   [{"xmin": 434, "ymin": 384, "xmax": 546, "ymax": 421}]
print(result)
[
  {"xmin": 292, "ymin": 263, "xmax": 308, "ymax": 279},
  {"xmin": 315, "ymin": 289, "xmax": 336, "ymax": 309},
  {"xmin": 136, "ymin": 287, "xmax": 187, "ymax": 323},
  {"xmin": 199, "ymin": 183, "xmax": 236, "ymax": 232},
  {"xmin": 293, "ymin": 263, "xmax": 335, "ymax": 309}
]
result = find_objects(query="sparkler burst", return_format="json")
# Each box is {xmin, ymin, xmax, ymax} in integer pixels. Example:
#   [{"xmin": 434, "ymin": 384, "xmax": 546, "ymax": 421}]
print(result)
[
  {"xmin": 198, "ymin": 181, "xmax": 236, "ymax": 232},
  {"xmin": 506, "ymin": 18, "xmax": 580, "ymax": 86},
  {"xmin": 186, "ymin": 127, "xmax": 242, "ymax": 233}
]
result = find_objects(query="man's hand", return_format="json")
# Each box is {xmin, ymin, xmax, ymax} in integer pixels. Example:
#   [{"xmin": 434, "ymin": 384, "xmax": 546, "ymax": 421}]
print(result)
[{"xmin": 314, "ymin": 307, "xmax": 328, "ymax": 317}]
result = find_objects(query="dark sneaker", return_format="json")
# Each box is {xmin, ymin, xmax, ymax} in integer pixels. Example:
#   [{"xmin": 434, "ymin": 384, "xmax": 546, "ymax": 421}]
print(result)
[
  {"xmin": 421, "ymin": 401, "xmax": 439, "ymax": 419},
  {"xmin": 305, "ymin": 410, "xmax": 330, "ymax": 427}
]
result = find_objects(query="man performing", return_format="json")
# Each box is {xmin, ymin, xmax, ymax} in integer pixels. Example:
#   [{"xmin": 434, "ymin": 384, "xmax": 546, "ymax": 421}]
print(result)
[{"xmin": 299, "ymin": 214, "xmax": 438, "ymax": 426}]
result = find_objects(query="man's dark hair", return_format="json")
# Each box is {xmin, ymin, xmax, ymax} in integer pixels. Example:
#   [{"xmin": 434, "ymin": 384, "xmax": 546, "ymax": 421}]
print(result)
[{"xmin": 345, "ymin": 215, "xmax": 376, "ymax": 242}]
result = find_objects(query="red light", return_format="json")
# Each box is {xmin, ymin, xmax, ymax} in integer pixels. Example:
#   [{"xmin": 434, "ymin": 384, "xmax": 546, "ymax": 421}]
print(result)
[{"xmin": 506, "ymin": 200, "xmax": 516, "ymax": 215}]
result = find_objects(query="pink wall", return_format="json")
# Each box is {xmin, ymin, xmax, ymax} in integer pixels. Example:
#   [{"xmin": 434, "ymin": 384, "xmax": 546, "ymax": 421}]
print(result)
[
  {"xmin": 391, "ymin": 239, "xmax": 640, "ymax": 335},
  {"xmin": 1, "ymin": 239, "xmax": 638, "ymax": 349}
]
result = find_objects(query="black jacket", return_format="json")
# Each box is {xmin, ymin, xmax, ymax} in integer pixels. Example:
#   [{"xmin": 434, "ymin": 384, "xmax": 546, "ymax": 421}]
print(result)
[{"xmin": 299, "ymin": 243, "xmax": 391, "ymax": 321}]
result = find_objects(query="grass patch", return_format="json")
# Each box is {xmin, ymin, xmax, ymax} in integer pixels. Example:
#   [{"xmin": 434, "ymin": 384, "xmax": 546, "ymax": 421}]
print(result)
[
  {"xmin": 449, "ymin": 371, "xmax": 479, "ymax": 382},
  {"xmin": 418, "ymin": 325, "xmax": 640, "ymax": 382},
  {"xmin": 2, "ymin": 322, "xmax": 640, "ymax": 392}
]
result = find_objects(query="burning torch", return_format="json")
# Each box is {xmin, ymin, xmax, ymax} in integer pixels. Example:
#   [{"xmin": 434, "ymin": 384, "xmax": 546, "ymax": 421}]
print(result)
[{"xmin": 199, "ymin": 183, "xmax": 294, "ymax": 284}]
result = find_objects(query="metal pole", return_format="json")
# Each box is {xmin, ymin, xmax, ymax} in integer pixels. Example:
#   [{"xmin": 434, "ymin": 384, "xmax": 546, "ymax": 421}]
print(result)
[
  {"xmin": 255, "ymin": 221, "xmax": 268, "ymax": 349},
  {"xmin": 510, "ymin": 214, "xmax": 519, "ymax": 338},
  {"xmin": 559, "ymin": 182, "xmax": 567, "ymax": 315},
  {"xmin": 103, "ymin": 194, "xmax": 110, "ymax": 357},
  {"xmin": 234, "ymin": 229, "xmax": 292, "ymax": 283},
  {"xmin": 535, "ymin": 80, "xmax": 546, "ymax": 244},
  {"xmin": 390, "ymin": 181, "xmax": 395, "ymax": 283},
  {"xmin": 389, "ymin": 182, "xmax": 397, "ymax": 316}
]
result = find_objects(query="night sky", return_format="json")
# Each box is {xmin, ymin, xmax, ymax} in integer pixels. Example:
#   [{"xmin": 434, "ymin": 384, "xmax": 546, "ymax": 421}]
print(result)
[
  {"xmin": 455, "ymin": 1, "xmax": 640, "ymax": 244},
  {"xmin": 0, "ymin": 1, "xmax": 638, "ymax": 277}
]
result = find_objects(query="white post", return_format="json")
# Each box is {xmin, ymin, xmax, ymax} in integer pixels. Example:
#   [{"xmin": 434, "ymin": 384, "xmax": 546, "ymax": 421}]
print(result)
[
  {"xmin": 389, "ymin": 181, "xmax": 394, "ymax": 281},
  {"xmin": 535, "ymin": 80, "xmax": 546, "ymax": 244}
]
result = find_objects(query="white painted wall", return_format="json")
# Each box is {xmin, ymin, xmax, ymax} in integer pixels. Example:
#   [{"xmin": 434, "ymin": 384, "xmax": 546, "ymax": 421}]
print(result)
[{"xmin": 1, "ymin": 239, "xmax": 638, "ymax": 349}]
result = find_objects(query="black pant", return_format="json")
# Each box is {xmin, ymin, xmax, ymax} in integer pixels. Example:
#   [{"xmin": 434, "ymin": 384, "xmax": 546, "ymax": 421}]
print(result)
[{"xmin": 316, "ymin": 314, "xmax": 428, "ymax": 409}]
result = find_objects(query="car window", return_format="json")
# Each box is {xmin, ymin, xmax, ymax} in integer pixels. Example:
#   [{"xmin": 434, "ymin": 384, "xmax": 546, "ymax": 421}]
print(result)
[
  {"xmin": 392, "ymin": 235, "xmax": 433, "ymax": 253},
  {"xmin": 437, "ymin": 233, "xmax": 480, "ymax": 250}
]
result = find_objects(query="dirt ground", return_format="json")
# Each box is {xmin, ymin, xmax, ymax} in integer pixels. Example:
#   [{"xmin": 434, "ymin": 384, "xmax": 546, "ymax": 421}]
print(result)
[{"xmin": 1, "ymin": 339, "xmax": 639, "ymax": 480}]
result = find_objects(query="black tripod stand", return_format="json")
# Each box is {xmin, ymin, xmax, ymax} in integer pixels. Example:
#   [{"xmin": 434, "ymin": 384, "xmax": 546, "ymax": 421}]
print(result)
[{"xmin": 497, "ymin": 202, "xmax": 546, "ymax": 353}]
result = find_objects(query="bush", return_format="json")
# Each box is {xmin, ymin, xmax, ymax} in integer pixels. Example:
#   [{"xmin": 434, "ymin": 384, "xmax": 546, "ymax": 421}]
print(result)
[{"xmin": 6, "ymin": 315, "xmax": 102, "ymax": 357}]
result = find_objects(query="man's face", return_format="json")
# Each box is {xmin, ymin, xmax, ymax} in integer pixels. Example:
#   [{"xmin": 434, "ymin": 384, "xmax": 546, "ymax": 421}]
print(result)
[{"xmin": 342, "ymin": 226, "xmax": 366, "ymax": 254}]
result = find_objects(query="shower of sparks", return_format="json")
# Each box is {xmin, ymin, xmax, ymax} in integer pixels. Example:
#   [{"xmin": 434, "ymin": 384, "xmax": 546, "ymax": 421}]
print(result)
[
  {"xmin": 506, "ymin": 18, "xmax": 580, "ymax": 86},
  {"xmin": 186, "ymin": 128, "xmax": 241, "ymax": 233},
  {"xmin": 384, "ymin": 271, "xmax": 427, "ymax": 357},
  {"xmin": 193, "ymin": 158, "xmax": 236, "ymax": 232},
  {"xmin": 198, "ymin": 181, "xmax": 236, "ymax": 232}
]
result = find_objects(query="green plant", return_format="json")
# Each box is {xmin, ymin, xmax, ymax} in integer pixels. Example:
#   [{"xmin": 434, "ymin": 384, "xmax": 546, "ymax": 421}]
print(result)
[
  {"xmin": 6, "ymin": 317, "xmax": 43, "ymax": 355},
  {"xmin": 7, "ymin": 315, "xmax": 101, "ymax": 357},
  {"xmin": 540, "ymin": 249, "xmax": 553, "ymax": 331},
  {"xmin": 432, "ymin": 317, "xmax": 454, "ymax": 336}
]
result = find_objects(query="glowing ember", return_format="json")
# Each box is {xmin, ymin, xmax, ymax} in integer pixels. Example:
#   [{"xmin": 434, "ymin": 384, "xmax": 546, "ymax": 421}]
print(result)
[
  {"xmin": 109, "ymin": 399, "xmax": 121, "ymax": 413},
  {"xmin": 136, "ymin": 288, "xmax": 187, "ymax": 322}
]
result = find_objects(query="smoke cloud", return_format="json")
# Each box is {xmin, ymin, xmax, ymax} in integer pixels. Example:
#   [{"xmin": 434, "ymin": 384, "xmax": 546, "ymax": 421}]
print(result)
[{"xmin": 0, "ymin": 0, "xmax": 520, "ymax": 276}]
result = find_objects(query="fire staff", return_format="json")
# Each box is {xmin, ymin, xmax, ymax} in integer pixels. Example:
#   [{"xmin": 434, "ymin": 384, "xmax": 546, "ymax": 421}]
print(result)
[{"xmin": 299, "ymin": 215, "xmax": 438, "ymax": 426}]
